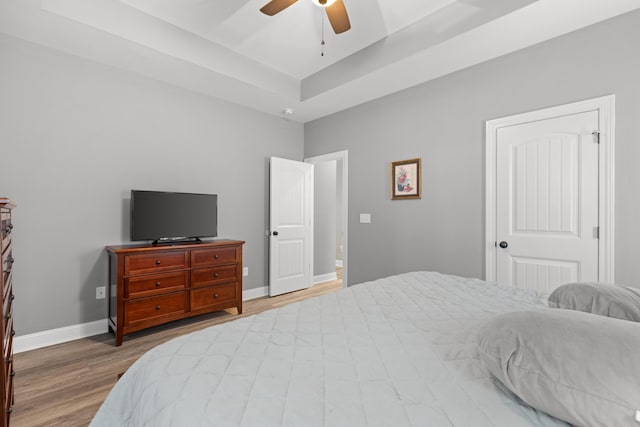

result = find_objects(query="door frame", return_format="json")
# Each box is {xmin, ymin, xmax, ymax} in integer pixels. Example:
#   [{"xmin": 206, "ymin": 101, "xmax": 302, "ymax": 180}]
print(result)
[
  {"xmin": 305, "ymin": 150, "xmax": 349, "ymax": 288},
  {"xmin": 485, "ymin": 95, "xmax": 615, "ymax": 283}
]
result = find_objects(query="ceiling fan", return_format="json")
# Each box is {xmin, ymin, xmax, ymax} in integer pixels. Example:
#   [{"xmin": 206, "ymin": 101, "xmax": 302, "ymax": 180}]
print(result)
[{"xmin": 260, "ymin": 0, "xmax": 351, "ymax": 34}]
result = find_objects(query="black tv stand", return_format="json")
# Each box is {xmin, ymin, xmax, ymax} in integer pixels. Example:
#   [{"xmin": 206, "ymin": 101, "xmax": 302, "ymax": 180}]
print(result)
[{"xmin": 152, "ymin": 237, "xmax": 203, "ymax": 246}]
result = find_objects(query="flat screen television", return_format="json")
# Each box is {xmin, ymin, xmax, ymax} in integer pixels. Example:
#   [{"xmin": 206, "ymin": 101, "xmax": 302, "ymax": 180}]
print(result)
[{"xmin": 130, "ymin": 190, "xmax": 217, "ymax": 244}]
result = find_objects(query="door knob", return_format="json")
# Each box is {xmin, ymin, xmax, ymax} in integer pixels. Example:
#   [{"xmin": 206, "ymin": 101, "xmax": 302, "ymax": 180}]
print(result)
[
  {"xmin": 499, "ymin": 241, "xmax": 509, "ymax": 248},
  {"xmin": 272, "ymin": 231, "xmax": 279, "ymax": 236}
]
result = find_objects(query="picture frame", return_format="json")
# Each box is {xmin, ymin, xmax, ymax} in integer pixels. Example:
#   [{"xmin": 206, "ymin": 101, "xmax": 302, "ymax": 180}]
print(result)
[{"xmin": 391, "ymin": 158, "xmax": 421, "ymax": 200}]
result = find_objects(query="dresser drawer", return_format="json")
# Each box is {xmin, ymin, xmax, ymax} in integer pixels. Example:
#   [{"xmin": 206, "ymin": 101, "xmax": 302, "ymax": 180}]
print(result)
[
  {"xmin": 191, "ymin": 265, "xmax": 237, "ymax": 288},
  {"xmin": 0, "ymin": 229, "xmax": 9, "ymax": 253},
  {"xmin": 3, "ymin": 317, "xmax": 12, "ymax": 361},
  {"xmin": 124, "ymin": 292, "xmax": 188, "ymax": 325},
  {"xmin": 0, "ymin": 233, "xmax": 9, "ymax": 255},
  {"xmin": 2, "ymin": 286, "xmax": 13, "ymax": 327},
  {"xmin": 4, "ymin": 355, "xmax": 13, "ymax": 397},
  {"xmin": 191, "ymin": 283, "xmax": 237, "ymax": 311},
  {"xmin": 191, "ymin": 247, "xmax": 237, "ymax": 268},
  {"xmin": 1, "ymin": 247, "xmax": 13, "ymax": 276},
  {"xmin": 124, "ymin": 251, "xmax": 189, "ymax": 275},
  {"xmin": 4, "ymin": 359, "xmax": 12, "ymax": 413},
  {"xmin": 125, "ymin": 271, "xmax": 188, "ymax": 298},
  {"xmin": 1, "ymin": 211, "xmax": 11, "ymax": 248},
  {"xmin": 1, "ymin": 269, "xmax": 10, "ymax": 299}
]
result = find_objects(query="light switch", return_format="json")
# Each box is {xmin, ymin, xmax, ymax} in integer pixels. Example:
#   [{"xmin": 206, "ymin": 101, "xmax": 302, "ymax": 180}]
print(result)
[{"xmin": 360, "ymin": 213, "xmax": 371, "ymax": 223}]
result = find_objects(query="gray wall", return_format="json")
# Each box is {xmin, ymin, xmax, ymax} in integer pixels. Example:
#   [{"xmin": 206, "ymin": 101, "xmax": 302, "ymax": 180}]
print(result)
[
  {"xmin": 304, "ymin": 10, "xmax": 640, "ymax": 287},
  {"xmin": 0, "ymin": 34, "xmax": 303, "ymax": 335},
  {"xmin": 313, "ymin": 160, "xmax": 337, "ymax": 277}
]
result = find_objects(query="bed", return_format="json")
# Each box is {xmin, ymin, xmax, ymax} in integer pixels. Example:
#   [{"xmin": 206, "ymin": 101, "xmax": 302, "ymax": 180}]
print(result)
[{"xmin": 90, "ymin": 271, "xmax": 570, "ymax": 427}]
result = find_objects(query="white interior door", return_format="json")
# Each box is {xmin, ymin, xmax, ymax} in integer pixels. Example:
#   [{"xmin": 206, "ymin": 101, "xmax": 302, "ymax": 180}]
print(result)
[
  {"xmin": 269, "ymin": 157, "xmax": 314, "ymax": 296},
  {"xmin": 495, "ymin": 111, "xmax": 599, "ymax": 292}
]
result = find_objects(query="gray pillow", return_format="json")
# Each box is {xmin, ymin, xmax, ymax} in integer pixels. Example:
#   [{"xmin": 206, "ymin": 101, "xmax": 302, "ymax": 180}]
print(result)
[
  {"xmin": 548, "ymin": 282, "xmax": 640, "ymax": 322},
  {"xmin": 477, "ymin": 309, "xmax": 640, "ymax": 427}
]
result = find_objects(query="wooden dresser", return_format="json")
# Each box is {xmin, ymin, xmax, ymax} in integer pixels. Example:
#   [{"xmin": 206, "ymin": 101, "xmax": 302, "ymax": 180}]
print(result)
[
  {"xmin": 0, "ymin": 198, "xmax": 15, "ymax": 426},
  {"xmin": 106, "ymin": 240, "xmax": 244, "ymax": 346}
]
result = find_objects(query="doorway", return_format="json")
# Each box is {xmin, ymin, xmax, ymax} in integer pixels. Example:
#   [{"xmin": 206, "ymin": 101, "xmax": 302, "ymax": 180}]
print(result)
[
  {"xmin": 305, "ymin": 150, "xmax": 349, "ymax": 288},
  {"xmin": 485, "ymin": 96, "xmax": 615, "ymax": 291}
]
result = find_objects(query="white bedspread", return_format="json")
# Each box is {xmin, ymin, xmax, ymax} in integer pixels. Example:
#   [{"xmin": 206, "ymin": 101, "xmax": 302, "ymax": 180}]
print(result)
[{"xmin": 90, "ymin": 271, "xmax": 569, "ymax": 426}]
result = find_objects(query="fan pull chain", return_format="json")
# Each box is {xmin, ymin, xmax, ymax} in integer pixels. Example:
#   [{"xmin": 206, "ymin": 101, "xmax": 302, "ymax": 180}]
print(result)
[{"xmin": 321, "ymin": 11, "xmax": 325, "ymax": 57}]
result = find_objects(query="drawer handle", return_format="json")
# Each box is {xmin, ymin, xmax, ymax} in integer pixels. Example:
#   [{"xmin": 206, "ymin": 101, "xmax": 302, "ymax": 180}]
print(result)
[
  {"xmin": 5, "ymin": 407, "xmax": 12, "ymax": 415},
  {"xmin": 5, "ymin": 357, "xmax": 12, "ymax": 364},
  {"xmin": 156, "ymin": 281, "xmax": 161, "ymax": 287},
  {"xmin": 10, "ymin": 370, "xmax": 15, "ymax": 378},
  {"xmin": 155, "ymin": 305, "xmax": 161, "ymax": 310},
  {"xmin": 11, "ymin": 330, "xmax": 15, "ymax": 337},
  {"xmin": 4, "ymin": 314, "xmax": 10, "ymax": 320},
  {"xmin": 213, "ymin": 254, "xmax": 219, "ymax": 259},
  {"xmin": 10, "ymin": 294, "xmax": 15, "ymax": 301},
  {"xmin": 213, "ymin": 273, "xmax": 219, "ymax": 278},
  {"xmin": 155, "ymin": 260, "xmax": 161, "ymax": 265},
  {"xmin": 213, "ymin": 293, "xmax": 219, "ymax": 298}
]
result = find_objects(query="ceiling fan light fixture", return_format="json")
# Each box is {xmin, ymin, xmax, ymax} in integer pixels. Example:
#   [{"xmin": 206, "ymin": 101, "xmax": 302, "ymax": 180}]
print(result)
[{"xmin": 312, "ymin": 0, "xmax": 337, "ymax": 8}]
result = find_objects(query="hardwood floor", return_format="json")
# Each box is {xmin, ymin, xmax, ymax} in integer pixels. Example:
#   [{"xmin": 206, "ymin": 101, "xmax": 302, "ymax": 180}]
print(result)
[{"xmin": 13, "ymin": 276, "xmax": 343, "ymax": 427}]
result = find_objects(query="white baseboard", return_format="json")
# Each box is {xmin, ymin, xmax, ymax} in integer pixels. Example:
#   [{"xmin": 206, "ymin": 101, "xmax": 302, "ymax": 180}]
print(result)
[
  {"xmin": 313, "ymin": 272, "xmax": 338, "ymax": 285},
  {"xmin": 15, "ymin": 288, "xmax": 271, "ymax": 353},
  {"xmin": 243, "ymin": 286, "xmax": 268, "ymax": 301},
  {"xmin": 335, "ymin": 260, "xmax": 343, "ymax": 267},
  {"xmin": 14, "ymin": 319, "xmax": 108, "ymax": 354}
]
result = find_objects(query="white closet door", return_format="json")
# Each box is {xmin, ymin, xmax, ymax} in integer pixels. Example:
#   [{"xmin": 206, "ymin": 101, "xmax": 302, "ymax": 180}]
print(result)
[{"xmin": 496, "ymin": 110, "xmax": 599, "ymax": 293}]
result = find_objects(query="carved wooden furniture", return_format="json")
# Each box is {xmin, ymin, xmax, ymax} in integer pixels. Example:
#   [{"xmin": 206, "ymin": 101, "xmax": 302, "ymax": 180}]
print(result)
[{"xmin": 1, "ymin": 198, "xmax": 16, "ymax": 426}]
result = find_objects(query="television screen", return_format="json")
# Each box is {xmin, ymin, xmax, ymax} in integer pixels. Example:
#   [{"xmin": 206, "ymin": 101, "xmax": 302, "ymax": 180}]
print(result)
[{"xmin": 130, "ymin": 190, "xmax": 217, "ymax": 242}]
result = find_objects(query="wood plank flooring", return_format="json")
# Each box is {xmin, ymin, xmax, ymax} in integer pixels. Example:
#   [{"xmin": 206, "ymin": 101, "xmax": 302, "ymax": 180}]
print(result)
[{"xmin": 13, "ymin": 277, "xmax": 343, "ymax": 427}]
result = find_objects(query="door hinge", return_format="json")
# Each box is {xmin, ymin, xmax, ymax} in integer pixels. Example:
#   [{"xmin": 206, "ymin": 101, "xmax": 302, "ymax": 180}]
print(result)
[
  {"xmin": 594, "ymin": 226, "xmax": 599, "ymax": 239},
  {"xmin": 592, "ymin": 131, "xmax": 600, "ymax": 144}
]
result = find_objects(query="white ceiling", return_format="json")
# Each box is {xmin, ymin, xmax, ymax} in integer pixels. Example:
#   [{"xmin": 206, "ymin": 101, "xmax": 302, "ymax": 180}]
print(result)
[
  {"xmin": 118, "ymin": 0, "xmax": 458, "ymax": 79},
  {"xmin": 1, "ymin": 0, "xmax": 638, "ymax": 122}
]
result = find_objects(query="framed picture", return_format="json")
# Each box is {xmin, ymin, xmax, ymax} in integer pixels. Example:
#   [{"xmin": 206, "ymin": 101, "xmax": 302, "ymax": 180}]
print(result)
[{"xmin": 391, "ymin": 158, "xmax": 421, "ymax": 200}]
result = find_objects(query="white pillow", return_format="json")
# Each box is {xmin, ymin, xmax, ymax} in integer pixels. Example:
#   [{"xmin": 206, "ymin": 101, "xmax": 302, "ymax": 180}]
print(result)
[
  {"xmin": 477, "ymin": 309, "xmax": 640, "ymax": 427},
  {"xmin": 548, "ymin": 282, "xmax": 640, "ymax": 322}
]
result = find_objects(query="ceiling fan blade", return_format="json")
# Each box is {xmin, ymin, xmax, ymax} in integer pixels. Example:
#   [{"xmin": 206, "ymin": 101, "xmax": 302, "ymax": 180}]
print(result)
[
  {"xmin": 325, "ymin": 0, "xmax": 351, "ymax": 34},
  {"xmin": 260, "ymin": 0, "xmax": 298, "ymax": 16}
]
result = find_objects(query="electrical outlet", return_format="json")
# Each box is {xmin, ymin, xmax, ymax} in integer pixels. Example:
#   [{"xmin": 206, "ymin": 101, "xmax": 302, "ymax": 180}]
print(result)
[
  {"xmin": 243, "ymin": 267, "xmax": 249, "ymax": 277},
  {"xmin": 96, "ymin": 286, "xmax": 106, "ymax": 300}
]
